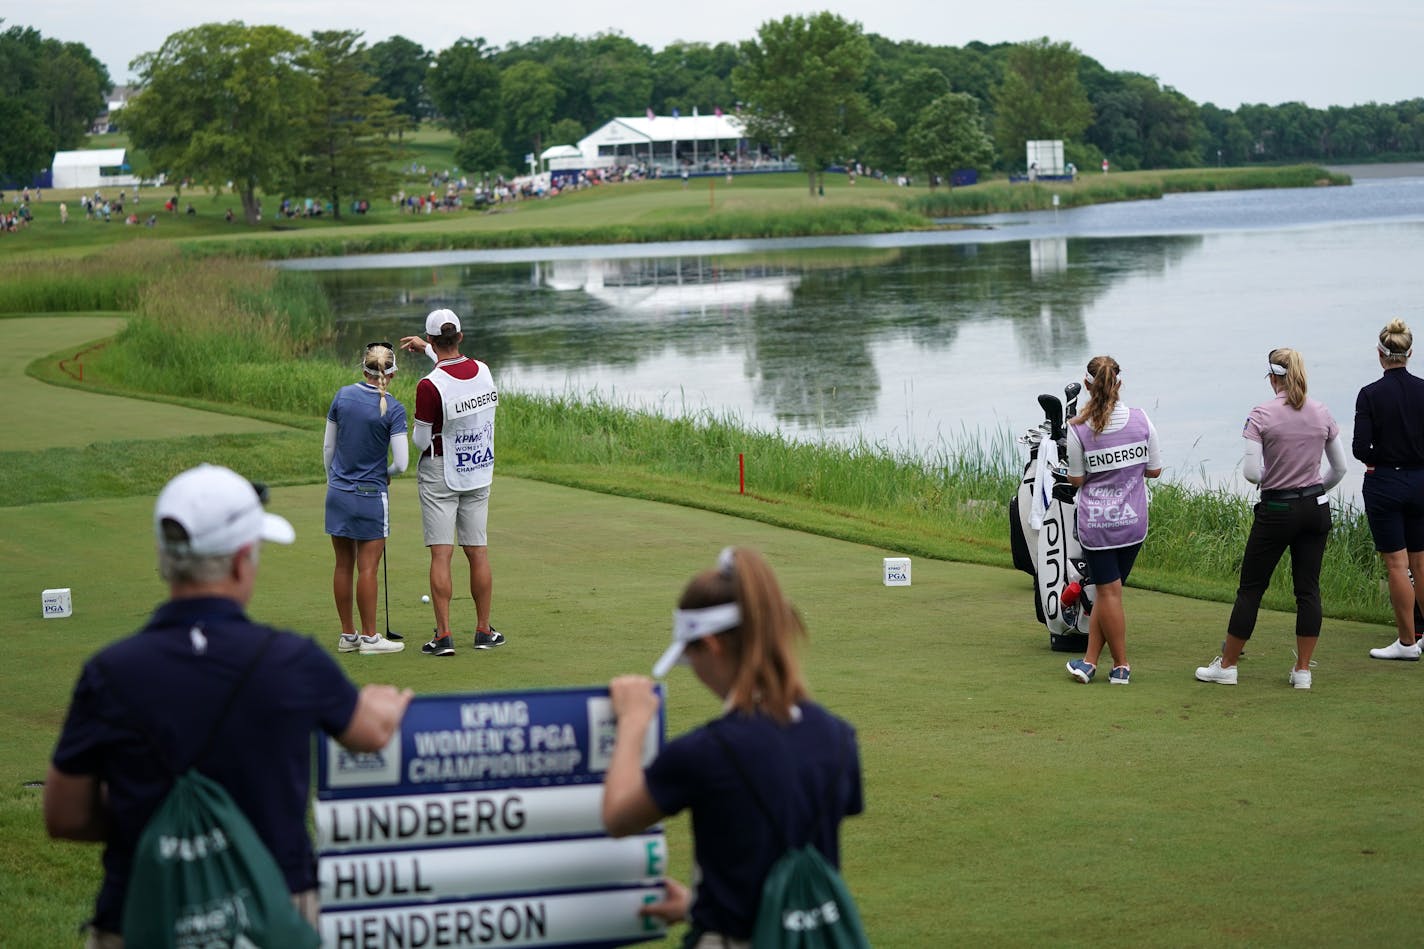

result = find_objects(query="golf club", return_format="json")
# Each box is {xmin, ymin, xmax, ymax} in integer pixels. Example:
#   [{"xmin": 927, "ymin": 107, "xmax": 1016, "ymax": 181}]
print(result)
[{"xmin": 382, "ymin": 547, "xmax": 402, "ymax": 641}]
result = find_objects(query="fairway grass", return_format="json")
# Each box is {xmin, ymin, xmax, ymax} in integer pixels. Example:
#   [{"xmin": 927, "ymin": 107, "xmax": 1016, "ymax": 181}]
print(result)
[
  {"xmin": 6, "ymin": 472, "xmax": 1424, "ymax": 945},
  {"xmin": 6, "ymin": 314, "xmax": 296, "ymax": 446}
]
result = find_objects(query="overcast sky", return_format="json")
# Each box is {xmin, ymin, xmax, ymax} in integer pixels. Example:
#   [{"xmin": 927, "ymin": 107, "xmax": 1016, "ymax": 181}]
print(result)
[{"xmin": 18, "ymin": 1, "xmax": 1421, "ymax": 110}]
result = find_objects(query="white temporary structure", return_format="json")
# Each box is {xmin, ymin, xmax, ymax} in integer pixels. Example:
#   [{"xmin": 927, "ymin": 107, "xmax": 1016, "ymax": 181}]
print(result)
[
  {"xmin": 540, "ymin": 144, "xmax": 584, "ymax": 172},
  {"xmin": 51, "ymin": 148, "xmax": 138, "ymax": 190},
  {"xmin": 577, "ymin": 114, "xmax": 749, "ymax": 171}
]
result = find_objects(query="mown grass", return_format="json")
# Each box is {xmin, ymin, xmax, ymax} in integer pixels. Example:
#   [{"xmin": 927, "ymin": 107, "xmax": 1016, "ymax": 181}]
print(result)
[
  {"xmin": 5, "ymin": 460, "xmax": 1422, "ymax": 948},
  {"xmin": 6, "ymin": 163, "xmax": 1346, "ymax": 263}
]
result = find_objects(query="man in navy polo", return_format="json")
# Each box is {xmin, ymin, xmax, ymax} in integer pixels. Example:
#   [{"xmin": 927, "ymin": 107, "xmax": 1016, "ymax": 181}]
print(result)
[{"xmin": 44, "ymin": 464, "xmax": 414, "ymax": 946}]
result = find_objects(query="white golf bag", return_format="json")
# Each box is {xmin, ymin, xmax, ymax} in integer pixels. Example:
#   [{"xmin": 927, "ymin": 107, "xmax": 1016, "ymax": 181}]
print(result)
[{"xmin": 1008, "ymin": 384, "xmax": 1094, "ymax": 652}]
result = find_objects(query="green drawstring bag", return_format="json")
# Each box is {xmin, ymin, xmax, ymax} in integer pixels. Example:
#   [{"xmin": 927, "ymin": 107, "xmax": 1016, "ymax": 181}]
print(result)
[
  {"xmin": 121, "ymin": 770, "xmax": 320, "ymax": 949},
  {"xmin": 751, "ymin": 843, "xmax": 870, "ymax": 949},
  {"xmin": 711, "ymin": 727, "xmax": 870, "ymax": 949},
  {"xmin": 98, "ymin": 630, "xmax": 319, "ymax": 948}
]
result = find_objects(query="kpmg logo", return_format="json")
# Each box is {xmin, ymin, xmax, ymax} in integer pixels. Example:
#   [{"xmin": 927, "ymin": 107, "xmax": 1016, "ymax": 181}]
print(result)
[{"xmin": 327, "ymin": 732, "xmax": 401, "ymax": 788}]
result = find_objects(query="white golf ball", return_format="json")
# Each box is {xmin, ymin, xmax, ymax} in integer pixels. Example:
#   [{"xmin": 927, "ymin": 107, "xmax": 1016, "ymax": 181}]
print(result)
[{"xmin": 421, "ymin": 595, "xmax": 431, "ymax": 604}]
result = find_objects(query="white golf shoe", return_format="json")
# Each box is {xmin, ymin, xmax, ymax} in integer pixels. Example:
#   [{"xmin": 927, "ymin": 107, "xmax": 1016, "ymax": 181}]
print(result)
[
  {"xmin": 1369, "ymin": 639, "xmax": 1422, "ymax": 661},
  {"xmin": 1195, "ymin": 657, "xmax": 1238, "ymax": 685},
  {"xmin": 358, "ymin": 634, "xmax": 405, "ymax": 654}
]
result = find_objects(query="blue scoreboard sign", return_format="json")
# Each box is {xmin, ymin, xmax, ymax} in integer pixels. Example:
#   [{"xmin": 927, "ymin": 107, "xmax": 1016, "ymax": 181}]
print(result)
[{"xmin": 315, "ymin": 685, "xmax": 667, "ymax": 948}]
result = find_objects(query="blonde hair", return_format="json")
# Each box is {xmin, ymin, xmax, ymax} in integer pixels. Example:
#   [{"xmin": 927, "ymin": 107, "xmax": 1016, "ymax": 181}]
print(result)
[
  {"xmin": 1380, "ymin": 319, "xmax": 1413, "ymax": 367},
  {"xmin": 1268, "ymin": 347, "xmax": 1308, "ymax": 410},
  {"xmin": 363, "ymin": 344, "xmax": 397, "ymax": 416},
  {"xmin": 678, "ymin": 547, "xmax": 808, "ymax": 723},
  {"xmin": 1070, "ymin": 355, "xmax": 1122, "ymax": 434}
]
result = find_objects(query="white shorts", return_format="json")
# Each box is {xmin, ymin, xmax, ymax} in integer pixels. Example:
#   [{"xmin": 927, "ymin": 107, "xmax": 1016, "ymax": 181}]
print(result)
[{"xmin": 418, "ymin": 456, "xmax": 490, "ymax": 547}]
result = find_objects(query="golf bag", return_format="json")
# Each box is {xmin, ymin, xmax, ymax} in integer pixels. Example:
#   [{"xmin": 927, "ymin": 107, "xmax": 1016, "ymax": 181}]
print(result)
[{"xmin": 1008, "ymin": 383, "xmax": 1094, "ymax": 652}]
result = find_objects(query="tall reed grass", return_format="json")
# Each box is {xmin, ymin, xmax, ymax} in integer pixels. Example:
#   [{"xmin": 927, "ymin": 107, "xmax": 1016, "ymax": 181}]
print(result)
[
  {"xmin": 909, "ymin": 165, "xmax": 1350, "ymax": 218},
  {"xmin": 0, "ymin": 242, "xmax": 176, "ymax": 313}
]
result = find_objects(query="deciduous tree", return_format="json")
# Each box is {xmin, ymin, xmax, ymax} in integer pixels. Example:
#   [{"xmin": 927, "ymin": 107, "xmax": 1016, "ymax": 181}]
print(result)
[
  {"xmin": 499, "ymin": 60, "xmax": 559, "ymax": 164},
  {"xmin": 0, "ymin": 22, "xmax": 109, "ymax": 180},
  {"xmin": 122, "ymin": 22, "xmax": 314, "ymax": 224},
  {"xmin": 427, "ymin": 38, "xmax": 500, "ymax": 137},
  {"xmin": 904, "ymin": 92, "xmax": 994, "ymax": 187},
  {"xmin": 734, "ymin": 13, "xmax": 890, "ymax": 195},
  {"xmin": 991, "ymin": 38, "xmax": 1092, "ymax": 166},
  {"xmin": 365, "ymin": 35, "xmax": 431, "ymax": 125}
]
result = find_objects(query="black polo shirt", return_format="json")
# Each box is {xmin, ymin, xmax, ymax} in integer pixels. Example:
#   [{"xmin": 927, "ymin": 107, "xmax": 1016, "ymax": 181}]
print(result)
[
  {"xmin": 51, "ymin": 597, "xmax": 359, "ymax": 932},
  {"xmin": 1353, "ymin": 367, "xmax": 1424, "ymax": 468}
]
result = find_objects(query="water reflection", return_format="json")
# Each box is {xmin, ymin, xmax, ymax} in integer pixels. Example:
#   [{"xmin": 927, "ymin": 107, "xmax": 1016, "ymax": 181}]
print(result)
[{"xmin": 318, "ymin": 236, "xmax": 1206, "ymax": 433}]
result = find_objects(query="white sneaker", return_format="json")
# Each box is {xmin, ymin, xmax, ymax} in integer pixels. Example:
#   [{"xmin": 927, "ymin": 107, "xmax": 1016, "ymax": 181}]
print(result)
[
  {"xmin": 1195, "ymin": 657, "xmax": 1238, "ymax": 684},
  {"xmin": 337, "ymin": 634, "xmax": 360, "ymax": 653},
  {"xmin": 1369, "ymin": 639, "xmax": 1422, "ymax": 661},
  {"xmin": 1289, "ymin": 668, "xmax": 1312, "ymax": 690},
  {"xmin": 358, "ymin": 634, "xmax": 405, "ymax": 654}
]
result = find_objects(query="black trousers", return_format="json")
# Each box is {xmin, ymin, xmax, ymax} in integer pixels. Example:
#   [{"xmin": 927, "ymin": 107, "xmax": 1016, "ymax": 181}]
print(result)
[{"xmin": 1227, "ymin": 496, "xmax": 1332, "ymax": 640}]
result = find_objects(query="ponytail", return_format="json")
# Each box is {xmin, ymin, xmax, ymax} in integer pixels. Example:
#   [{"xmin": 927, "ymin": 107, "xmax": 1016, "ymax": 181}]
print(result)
[
  {"xmin": 1070, "ymin": 355, "xmax": 1122, "ymax": 434},
  {"xmin": 1268, "ymin": 348, "xmax": 1307, "ymax": 410},
  {"xmin": 362, "ymin": 343, "xmax": 397, "ymax": 416},
  {"xmin": 677, "ymin": 547, "xmax": 808, "ymax": 723}
]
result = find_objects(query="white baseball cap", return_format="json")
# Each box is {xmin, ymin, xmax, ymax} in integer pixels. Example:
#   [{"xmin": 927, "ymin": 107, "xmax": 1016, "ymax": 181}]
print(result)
[
  {"xmin": 154, "ymin": 464, "xmax": 295, "ymax": 556},
  {"xmin": 425, "ymin": 308, "xmax": 461, "ymax": 336},
  {"xmin": 652, "ymin": 601, "xmax": 742, "ymax": 678}
]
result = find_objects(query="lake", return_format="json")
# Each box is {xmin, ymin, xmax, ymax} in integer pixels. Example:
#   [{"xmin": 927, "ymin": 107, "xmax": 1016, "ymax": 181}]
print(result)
[{"xmin": 288, "ymin": 171, "xmax": 1424, "ymax": 504}]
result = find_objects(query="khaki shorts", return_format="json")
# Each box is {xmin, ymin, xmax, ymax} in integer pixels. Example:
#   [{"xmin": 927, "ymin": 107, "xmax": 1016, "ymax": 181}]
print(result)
[{"xmin": 418, "ymin": 455, "xmax": 490, "ymax": 547}]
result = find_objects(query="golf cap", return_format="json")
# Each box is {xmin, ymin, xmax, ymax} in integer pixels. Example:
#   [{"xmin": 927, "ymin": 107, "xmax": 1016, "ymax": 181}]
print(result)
[
  {"xmin": 425, "ymin": 308, "xmax": 461, "ymax": 336},
  {"xmin": 155, "ymin": 464, "xmax": 295, "ymax": 557},
  {"xmin": 652, "ymin": 601, "xmax": 742, "ymax": 678}
]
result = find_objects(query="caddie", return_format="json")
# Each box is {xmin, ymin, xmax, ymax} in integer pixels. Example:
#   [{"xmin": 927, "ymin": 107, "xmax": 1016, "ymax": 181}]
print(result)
[
  {"xmin": 399, "ymin": 308, "xmax": 506, "ymax": 657},
  {"xmin": 44, "ymin": 464, "xmax": 413, "ymax": 945}
]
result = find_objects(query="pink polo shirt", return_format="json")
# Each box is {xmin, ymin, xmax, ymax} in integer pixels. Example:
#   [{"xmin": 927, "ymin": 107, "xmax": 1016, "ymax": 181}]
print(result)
[{"xmin": 1243, "ymin": 392, "xmax": 1338, "ymax": 491}]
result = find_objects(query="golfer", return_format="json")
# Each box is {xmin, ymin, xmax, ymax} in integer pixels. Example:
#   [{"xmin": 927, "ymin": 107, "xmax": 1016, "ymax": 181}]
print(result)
[
  {"xmin": 326, "ymin": 342, "xmax": 408, "ymax": 655},
  {"xmin": 45, "ymin": 464, "xmax": 413, "ymax": 943},
  {"xmin": 602, "ymin": 546, "xmax": 863, "ymax": 946},
  {"xmin": 399, "ymin": 309, "xmax": 504, "ymax": 657},
  {"xmin": 1354, "ymin": 319, "xmax": 1424, "ymax": 661},
  {"xmin": 1196, "ymin": 349, "xmax": 1346, "ymax": 688},
  {"xmin": 1063, "ymin": 355, "xmax": 1162, "ymax": 685}
]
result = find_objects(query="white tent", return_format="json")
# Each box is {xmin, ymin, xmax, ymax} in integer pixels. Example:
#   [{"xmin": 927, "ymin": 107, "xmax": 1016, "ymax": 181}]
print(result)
[
  {"xmin": 540, "ymin": 144, "xmax": 584, "ymax": 172},
  {"xmin": 51, "ymin": 148, "xmax": 134, "ymax": 190},
  {"xmin": 577, "ymin": 114, "xmax": 748, "ymax": 171}
]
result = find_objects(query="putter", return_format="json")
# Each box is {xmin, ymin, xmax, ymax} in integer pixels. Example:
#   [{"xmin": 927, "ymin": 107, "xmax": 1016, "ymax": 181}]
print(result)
[{"xmin": 382, "ymin": 547, "xmax": 402, "ymax": 641}]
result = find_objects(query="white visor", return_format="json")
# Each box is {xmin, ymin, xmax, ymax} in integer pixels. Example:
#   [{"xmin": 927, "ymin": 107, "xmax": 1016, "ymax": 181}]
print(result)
[{"xmin": 652, "ymin": 602, "xmax": 742, "ymax": 678}]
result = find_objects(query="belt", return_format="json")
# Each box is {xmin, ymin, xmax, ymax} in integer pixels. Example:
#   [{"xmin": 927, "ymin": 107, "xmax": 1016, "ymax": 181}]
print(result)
[{"xmin": 1260, "ymin": 484, "xmax": 1324, "ymax": 501}]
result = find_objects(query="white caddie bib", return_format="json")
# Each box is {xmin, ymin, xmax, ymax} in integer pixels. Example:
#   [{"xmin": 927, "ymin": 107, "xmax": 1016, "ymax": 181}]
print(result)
[{"xmin": 427, "ymin": 359, "xmax": 498, "ymax": 490}]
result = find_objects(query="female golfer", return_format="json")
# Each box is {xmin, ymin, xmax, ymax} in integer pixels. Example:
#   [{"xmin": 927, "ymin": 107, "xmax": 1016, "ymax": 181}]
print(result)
[
  {"xmin": 1354, "ymin": 319, "xmax": 1424, "ymax": 661},
  {"xmin": 602, "ymin": 547, "xmax": 863, "ymax": 946},
  {"xmin": 1064, "ymin": 355, "xmax": 1162, "ymax": 685},
  {"xmin": 1196, "ymin": 349, "xmax": 1346, "ymax": 689},
  {"xmin": 326, "ymin": 342, "xmax": 409, "ymax": 654}
]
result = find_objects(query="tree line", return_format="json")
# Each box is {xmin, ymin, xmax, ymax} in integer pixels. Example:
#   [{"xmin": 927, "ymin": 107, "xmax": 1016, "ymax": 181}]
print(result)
[{"xmin": 5, "ymin": 15, "xmax": 1423, "ymax": 216}]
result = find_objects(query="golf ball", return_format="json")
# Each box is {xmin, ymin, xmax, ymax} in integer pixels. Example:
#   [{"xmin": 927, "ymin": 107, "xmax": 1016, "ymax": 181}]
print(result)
[{"xmin": 421, "ymin": 595, "xmax": 431, "ymax": 604}]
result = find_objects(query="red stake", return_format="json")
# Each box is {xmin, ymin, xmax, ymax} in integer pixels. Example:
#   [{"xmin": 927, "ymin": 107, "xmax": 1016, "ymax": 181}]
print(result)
[{"xmin": 739, "ymin": 453, "xmax": 745, "ymax": 495}]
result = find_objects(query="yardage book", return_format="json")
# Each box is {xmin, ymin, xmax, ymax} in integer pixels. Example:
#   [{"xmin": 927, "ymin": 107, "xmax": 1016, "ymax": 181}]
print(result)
[{"xmin": 315, "ymin": 685, "xmax": 667, "ymax": 949}]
